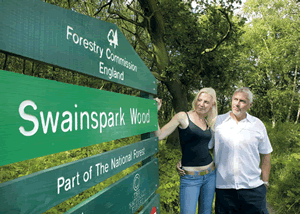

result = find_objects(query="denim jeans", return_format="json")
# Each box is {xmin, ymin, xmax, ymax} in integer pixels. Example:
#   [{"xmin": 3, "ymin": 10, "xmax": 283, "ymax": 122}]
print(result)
[{"xmin": 180, "ymin": 169, "xmax": 216, "ymax": 214}]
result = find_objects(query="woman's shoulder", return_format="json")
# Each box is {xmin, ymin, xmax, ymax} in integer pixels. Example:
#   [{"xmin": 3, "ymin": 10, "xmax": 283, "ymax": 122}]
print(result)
[
  {"xmin": 175, "ymin": 111, "xmax": 189, "ymax": 119},
  {"xmin": 174, "ymin": 111, "xmax": 190, "ymax": 128}
]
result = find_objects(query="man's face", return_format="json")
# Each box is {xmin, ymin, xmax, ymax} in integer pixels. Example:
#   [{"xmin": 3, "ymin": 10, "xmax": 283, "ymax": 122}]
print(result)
[{"xmin": 231, "ymin": 92, "xmax": 252, "ymax": 117}]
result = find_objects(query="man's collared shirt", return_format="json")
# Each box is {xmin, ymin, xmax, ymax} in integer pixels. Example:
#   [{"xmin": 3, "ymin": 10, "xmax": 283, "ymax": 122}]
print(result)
[{"xmin": 209, "ymin": 112, "xmax": 273, "ymax": 189}]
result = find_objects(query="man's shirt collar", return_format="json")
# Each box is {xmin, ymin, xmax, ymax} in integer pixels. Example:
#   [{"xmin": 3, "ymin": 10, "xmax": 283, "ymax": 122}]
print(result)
[
  {"xmin": 224, "ymin": 111, "xmax": 255, "ymax": 123},
  {"xmin": 245, "ymin": 112, "xmax": 255, "ymax": 123},
  {"xmin": 224, "ymin": 112, "xmax": 232, "ymax": 122}
]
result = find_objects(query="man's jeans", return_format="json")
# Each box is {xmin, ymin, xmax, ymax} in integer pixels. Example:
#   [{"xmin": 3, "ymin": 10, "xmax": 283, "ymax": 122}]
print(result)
[
  {"xmin": 180, "ymin": 170, "xmax": 216, "ymax": 214},
  {"xmin": 215, "ymin": 184, "xmax": 269, "ymax": 214}
]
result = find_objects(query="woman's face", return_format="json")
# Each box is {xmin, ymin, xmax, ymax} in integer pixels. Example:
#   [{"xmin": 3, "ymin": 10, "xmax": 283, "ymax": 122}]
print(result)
[{"xmin": 195, "ymin": 93, "xmax": 214, "ymax": 116}]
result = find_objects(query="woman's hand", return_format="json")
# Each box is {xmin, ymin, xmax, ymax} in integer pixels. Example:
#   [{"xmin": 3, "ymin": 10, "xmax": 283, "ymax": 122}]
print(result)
[
  {"xmin": 176, "ymin": 160, "xmax": 185, "ymax": 176},
  {"xmin": 154, "ymin": 98, "xmax": 162, "ymax": 111}
]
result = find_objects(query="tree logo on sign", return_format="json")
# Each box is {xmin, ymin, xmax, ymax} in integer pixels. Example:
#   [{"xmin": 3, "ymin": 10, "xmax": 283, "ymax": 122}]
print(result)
[
  {"xmin": 107, "ymin": 29, "xmax": 118, "ymax": 48},
  {"xmin": 133, "ymin": 173, "xmax": 140, "ymax": 191}
]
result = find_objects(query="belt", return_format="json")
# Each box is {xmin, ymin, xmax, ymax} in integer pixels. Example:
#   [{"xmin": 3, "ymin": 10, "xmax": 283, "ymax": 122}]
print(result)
[{"xmin": 183, "ymin": 163, "xmax": 215, "ymax": 176}]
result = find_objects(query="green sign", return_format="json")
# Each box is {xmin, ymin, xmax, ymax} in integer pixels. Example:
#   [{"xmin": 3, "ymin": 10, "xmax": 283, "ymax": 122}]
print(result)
[
  {"xmin": 0, "ymin": 137, "xmax": 158, "ymax": 214},
  {"xmin": 0, "ymin": 0, "xmax": 157, "ymax": 94},
  {"xmin": 139, "ymin": 194, "xmax": 160, "ymax": 214},
  {"xmin": 0, "ymin": 70, "xmax": 158, "ymax": 166},
  {"xmin": 66, "ymin": 158, "xmax": 159, "ymax": 214}
]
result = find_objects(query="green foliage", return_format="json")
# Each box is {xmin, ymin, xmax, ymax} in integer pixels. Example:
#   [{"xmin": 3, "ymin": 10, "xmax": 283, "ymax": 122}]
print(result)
[
  {"xmin": 2, "ymin": 0, "xmax": 300, "ymax": 213},
  {"xmin": 161, "ymin": 0, "xmax": 244, "ymax": 92},
  {"xmin": 239, "ymin": 0, "xmax": 300, "ymax": 125},
  {"xmin": 156, "ymin": 141, "xmax": 181, "ymax": 214},
  {"xmin": 265, "ymin": 122, "xmax": 300, "ymax": 214}
]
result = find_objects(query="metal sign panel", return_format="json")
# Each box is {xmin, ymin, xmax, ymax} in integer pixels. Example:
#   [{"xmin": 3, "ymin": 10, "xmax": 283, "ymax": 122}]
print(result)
[
  {"xmin": 0, "ymin": 137, "xmax": 158, "ymax": 214},
  {"xmin": 65, "ymin": 158, "xmax": 159, "ymax": 214},
  {"xmin": 0, "ymin": 0, "xmax": 157, "ymax": 94},
  {"xmin": 0, "ymin": 70, "xmax": 158, "ymax": 166}
]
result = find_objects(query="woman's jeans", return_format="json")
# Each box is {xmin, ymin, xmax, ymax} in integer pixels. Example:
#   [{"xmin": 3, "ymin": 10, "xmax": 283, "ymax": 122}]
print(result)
[{"xmin": 180, "ymin": 169, "xmax": 216, "ymax": 214}]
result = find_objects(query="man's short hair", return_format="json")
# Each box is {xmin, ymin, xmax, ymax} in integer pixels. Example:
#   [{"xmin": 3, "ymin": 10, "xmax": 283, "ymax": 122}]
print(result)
[{"xmin": 234, "ymin": 87, "xmax": 253, "ymax": 103}]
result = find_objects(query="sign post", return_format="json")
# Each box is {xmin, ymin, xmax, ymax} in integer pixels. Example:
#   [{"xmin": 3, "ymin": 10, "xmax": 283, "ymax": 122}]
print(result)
[
  {"xmin": 0, "ymin": 0, "xmax": 160, "ymax": 213},
  {"xmin": 0, "ymin": 0, "xmax": 157, "ymax": 94},
  {"xmin": 0, "ymin": 70, "xmax": 157, "ymax": 166},
  {"xmin": 66, "ymin": 159, "xmax": 159, "ymax": 214},
  {"xmin": 0, "ymin": 137, "xmax": 158, "ymax": 213}
]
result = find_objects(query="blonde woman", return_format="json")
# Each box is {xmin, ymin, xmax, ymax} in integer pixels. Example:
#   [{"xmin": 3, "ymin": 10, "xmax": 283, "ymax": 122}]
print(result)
[{"xmin": 155, "ymin": 88, "xmax": 218, "ymax": 214}]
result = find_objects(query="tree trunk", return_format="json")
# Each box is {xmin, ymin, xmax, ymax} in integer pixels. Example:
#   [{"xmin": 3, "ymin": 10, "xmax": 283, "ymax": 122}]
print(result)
[
  {"xmin": 295, "ymin": 105, "xmax": 300, "ymax": 124},
  {"xmin": 3, "ymin": 54, "xmax": 8, "ymax": 70},
  {"xmin": 138, "ymin": 0, "xmax": 189, "ymax": 147},
  {"xmin": 271, "ymin": 101, "xmax": 276, "ymax": 128},
  {"xmin": 286, "ymin": 65, "xmax": 298, "ymax": 122},
  {"xmin": 22, "ymin": 59, "xmax": 26, "ymax": 74},
  {"xmin": 164, "ymin": 79, "xmax": 189, "ymax": 147},
  {"xmin": 165, "ymin": 79, "xmax": 189, "ymax": 113},
  {"xmin": 30, "ymin": 62, "xmax": 34, "ymax": 76},
  {"xmin": 138, "ymin": 0, "xmax": 169, "ymax": 71}
]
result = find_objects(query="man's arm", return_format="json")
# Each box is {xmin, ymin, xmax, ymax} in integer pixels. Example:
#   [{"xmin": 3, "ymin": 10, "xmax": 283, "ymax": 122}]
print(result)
[{"xmin": 261, "ymin": 153, "xmax": 271, "ymax": 185}]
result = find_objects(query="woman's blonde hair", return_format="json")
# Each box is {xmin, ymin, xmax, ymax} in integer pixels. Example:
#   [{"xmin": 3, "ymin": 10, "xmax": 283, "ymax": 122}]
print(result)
[{"xmin": 191, "ymin": 87, "xmax": 218, "ymax": 130}]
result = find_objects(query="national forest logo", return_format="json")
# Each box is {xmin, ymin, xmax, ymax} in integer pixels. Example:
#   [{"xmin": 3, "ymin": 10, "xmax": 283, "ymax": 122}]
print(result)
[
  {"xmin": 133, "ymin": 173, "xmax": 140, "ymax": 191},
  {"xmin": 129, "ymin": 173, "xmax": 144, "ymax": 213},
  {"xmin": 107, "ymin": 29, "xmax": 118, "ymax": 49}
]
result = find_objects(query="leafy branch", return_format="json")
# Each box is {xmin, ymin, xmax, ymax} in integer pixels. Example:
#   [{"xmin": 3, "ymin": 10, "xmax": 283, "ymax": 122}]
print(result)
[
  {"xmin": 94, "ymin": 0, "xmax": 144, "ymax": 28},
  {"xmin": 201, "ymin": 9, "xmax": 232, "ymax": 55},
  {"xmin": 121, "ymin": 27, "xmax": 155, "ymax": 60},
  {"xmin": 94, "ymin": 0, "xmax": 113, "ymax": 17}
]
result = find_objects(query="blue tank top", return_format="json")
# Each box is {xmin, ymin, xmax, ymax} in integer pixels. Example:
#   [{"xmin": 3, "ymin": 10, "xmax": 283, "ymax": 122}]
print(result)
[{"xmin": 178, "ymin": 113, "xmax": 213, "ymax": 167}]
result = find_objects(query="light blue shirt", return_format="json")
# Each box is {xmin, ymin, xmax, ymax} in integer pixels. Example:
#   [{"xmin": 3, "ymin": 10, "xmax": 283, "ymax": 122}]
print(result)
[{"xmin": 209, "ymin": 112, "xmax": 273, "ymax": 189}]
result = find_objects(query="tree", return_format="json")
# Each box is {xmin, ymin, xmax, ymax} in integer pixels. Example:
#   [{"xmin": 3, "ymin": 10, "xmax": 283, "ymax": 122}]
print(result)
[
  {"xmin": 92, "ymin": 0, "xmax": 244, "ymax": 146},
  {"xmin": 3, "ymin": 0, "xmax": 244, "ymax": 146},
  {"xmin": 238, "ymin": 0, "xmax": 300, "ymax": 127}
]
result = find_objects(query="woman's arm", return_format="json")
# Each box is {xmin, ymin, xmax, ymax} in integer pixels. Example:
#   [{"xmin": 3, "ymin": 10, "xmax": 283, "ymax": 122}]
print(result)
[
  {"xmin": 155, "ymin": 113, "xmax": 183, "ymax": 140},
  {"xmin": 154, "ymin": 98, "xmax": 186, "ymax": 140}
]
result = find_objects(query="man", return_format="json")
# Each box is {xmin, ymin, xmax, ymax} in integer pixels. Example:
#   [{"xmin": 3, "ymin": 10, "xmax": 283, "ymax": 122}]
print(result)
[{"xmin": 210, "ymin": 87, "xmax": 272, "ymax": 213}]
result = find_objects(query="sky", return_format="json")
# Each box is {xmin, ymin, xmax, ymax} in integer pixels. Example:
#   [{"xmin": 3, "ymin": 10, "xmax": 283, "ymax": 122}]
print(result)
[{"xmin": 191, "ymin": 0, "xmax": 247, "ymax": 15}]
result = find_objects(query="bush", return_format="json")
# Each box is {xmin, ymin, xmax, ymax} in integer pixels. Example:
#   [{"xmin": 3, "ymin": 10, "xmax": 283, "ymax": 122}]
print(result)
[
  {"xmin": 265, "ymin": 122, "xmax": 300, "ymax": 214},
  {"xmin": 156, "ymin": 141, "xmax": 181, "ymax": 214}
]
